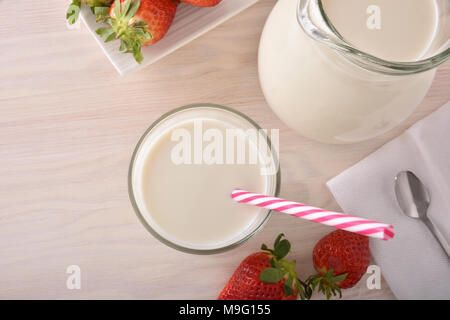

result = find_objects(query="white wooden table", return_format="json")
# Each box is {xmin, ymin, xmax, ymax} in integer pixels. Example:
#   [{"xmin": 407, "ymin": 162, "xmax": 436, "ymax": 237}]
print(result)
[{"xmin": 0, "ymin": 0, "xmax": 448, "ymax": 299}]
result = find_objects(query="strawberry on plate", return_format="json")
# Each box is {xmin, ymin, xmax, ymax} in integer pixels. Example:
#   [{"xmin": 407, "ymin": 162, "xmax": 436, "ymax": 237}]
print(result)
[
  {"xmin": 66, "ymin": 0, "xmax": 114, "ymax": 24},
  {"xmin": 218, "ymin": 234, "xmax": 310, "ymax": 300},
  {"xmin": 96, "ymin": 0, "xmax": 179, "ymax": 63},
  {"xmin": 181, "ymin": 0, "xmax": 222, "ymax": 7},
  {"xmin": 306, "ymin": 230, "xmax": 370, "ymax": 299}
]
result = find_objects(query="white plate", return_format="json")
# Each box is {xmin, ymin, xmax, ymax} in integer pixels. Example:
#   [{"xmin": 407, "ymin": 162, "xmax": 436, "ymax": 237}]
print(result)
[{"xmin": 81, "ymin": 0, "xmax": 259, "ymax": 75}]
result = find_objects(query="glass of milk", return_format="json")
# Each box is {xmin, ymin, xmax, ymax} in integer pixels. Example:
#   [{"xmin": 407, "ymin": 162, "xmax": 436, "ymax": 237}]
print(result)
[
  {"xmin": 128, "ymin": 104, "xmax": 280, "ymax": 254},
  {"xmin": 259, "ymin": 0, "xmax": 450, "ymax": 144}
]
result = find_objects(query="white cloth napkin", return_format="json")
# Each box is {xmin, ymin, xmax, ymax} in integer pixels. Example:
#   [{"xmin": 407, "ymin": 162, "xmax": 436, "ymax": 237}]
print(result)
[{"xmin": 327, "ymin": 101, "xmax": 450, "ymax": 300}]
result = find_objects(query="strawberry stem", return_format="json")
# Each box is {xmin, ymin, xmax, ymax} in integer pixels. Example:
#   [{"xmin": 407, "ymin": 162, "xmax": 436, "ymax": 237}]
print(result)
[
  {"xmin": 67, "ymin": 0, "xmax": 82, "ymax": 24},
  {"xmin": 260, "ymin": 234, "xmax": 312, "ymax": 300},
  {"xmin": 96, "ymin": 0, "xmax": 152, "ymax": 63},
  {"xmin": 305, "ymin": 270, "xmax": 347, "ymax": 299}
]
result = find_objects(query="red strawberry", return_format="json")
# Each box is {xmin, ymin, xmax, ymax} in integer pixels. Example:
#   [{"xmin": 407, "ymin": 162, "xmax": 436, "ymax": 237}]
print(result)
[
  {"xmin": 218, "ymin": 234, "xmax": 309, "ymax": 300},
  {"xmin": 181, "ymin": 0, "xmax": 221, "ymax": 7},
  {"xmin": 307, "ymin": 230, "xmax": 370, "ymax": 298},
  {"xmin": 97, "ymin": 0, "xmax": 179, "ymax": 63}
]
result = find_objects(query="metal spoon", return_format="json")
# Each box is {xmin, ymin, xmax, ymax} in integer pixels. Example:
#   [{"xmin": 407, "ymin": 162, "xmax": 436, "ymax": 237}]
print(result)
[{"xmin": 395, "ymin": 171, "xmax": 449, "ymax": 257}]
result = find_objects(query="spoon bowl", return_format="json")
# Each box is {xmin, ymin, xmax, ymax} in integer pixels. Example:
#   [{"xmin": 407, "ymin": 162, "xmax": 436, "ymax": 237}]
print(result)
[
  {"xmin": 395, "ymin": 171, "xmax": 449, "ymax": 257},
  {"xmin": 394, "ymin": 171, "xmax": 430, "ymax": 220}
]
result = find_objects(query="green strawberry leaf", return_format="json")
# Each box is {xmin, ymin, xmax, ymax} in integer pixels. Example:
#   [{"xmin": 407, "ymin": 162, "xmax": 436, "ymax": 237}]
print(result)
[
  {"xmin": 269, "ymin": 257, "xmax": 275, "ymax": 268},
  {"xmin": 119, "ymin": 39, "xmax": 127, "ymax": 51},
  {"xmin": 310, "ymin": 276, "xmax": 320, "ymax": 290},
  {"xmin": 105, "ymin": 31, "xmax": 117, "ymax": 42},
  {"xmin": 133, "ymin": 20, "xmax": 148, "ymax": 28},
  {"xmin": 332, "ymin": 273, "xmax": 347, "ymax": 283},
  {"xmin": 283, "ymin": 275, "xmax": 294, "ymax": 296},
  {"xmin": 94, "ymin": 6, "xmax": 111, "ymax": 22},
  {"xmin": 284, "ymin": 284, "xmax": 294, "ymax": 297},
  {"xmin": 125, "ymin": 0, "xmax": 141, "ymax": 20},
  {"xmin": 87, "ymin": 0, "xmax": 113, "ymax": 6},
  {"xmin": 121, "ymin": 0, "xmax": 131, "ymax": 16},
  {"xmin": 114, "ymin": 0, "xmax": 122, "ymax": 18},
  {"xmin": 274, "ymin": 233, "xmax": 284, "ymax": 248},
  {"xmin": 66, "ymin": 0, "xmax": 82, "ymax": 25},
  {"xmin": 132, "ymin": 41, "xmax": 144, "ymax": 64},
  {"xmin": 274, "ymin": 239, "xmax": 291, "ymax": 259},
  {"xmin": 96, "ymin": 26, "xmax": 115, "ymax": 38},
  {"xmin": 261, "ymin": 243, "xmax": 274, "ymax": 255},
  {"xmin": 325, "ymin": 269, "xmax": 334, "ymax": 280},
  {"xmin": 259, "ymin": 268, "xmax": 284, "ymax": 283},
  {"xmin": 299, "ymin": 278, "xmax": 313, "ymax": 299}
]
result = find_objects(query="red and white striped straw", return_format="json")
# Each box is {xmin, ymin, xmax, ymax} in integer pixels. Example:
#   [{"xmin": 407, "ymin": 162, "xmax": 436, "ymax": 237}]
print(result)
[{"xmin": 232, "ymin": 188, "xmax": 394, "ymax": 241}]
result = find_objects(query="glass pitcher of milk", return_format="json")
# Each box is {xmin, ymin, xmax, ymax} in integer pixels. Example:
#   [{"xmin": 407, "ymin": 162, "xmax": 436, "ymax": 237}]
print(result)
[{"xmin": 259, "ymin": 0, "xmax": 450, "ymax": 144}]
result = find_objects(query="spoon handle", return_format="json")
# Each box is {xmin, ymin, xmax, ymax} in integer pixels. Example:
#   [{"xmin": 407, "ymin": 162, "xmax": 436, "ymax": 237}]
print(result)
[{"xmin": 423, "ymin": 217, "xmax": 450, "ymax": 258}]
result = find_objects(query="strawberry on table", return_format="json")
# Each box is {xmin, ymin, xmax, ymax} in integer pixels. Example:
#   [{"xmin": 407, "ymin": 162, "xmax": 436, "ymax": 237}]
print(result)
[
  {"xmin": 96, "ymin": 0, "xmax": 179, "ymax": 63},
  {"xmin": 181, "ymin": 0, "xmax": 222, "ymax": 7},
  {"xmin": 218, "ymin": 234, "xmax": 310, "ymax": 300},
  {"xmin": 307, "ymin": 230, "xmax": 370, "ymax": 299}
]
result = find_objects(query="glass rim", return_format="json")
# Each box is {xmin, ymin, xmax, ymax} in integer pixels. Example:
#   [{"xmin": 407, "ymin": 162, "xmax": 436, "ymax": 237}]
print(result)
[
  {"xmin": 297, "ymin": 0, "xmax": 450, "ymax": 75},
  {"xmin": 128, "ymin": 103, "xmax": 281, "ymax": 255}
]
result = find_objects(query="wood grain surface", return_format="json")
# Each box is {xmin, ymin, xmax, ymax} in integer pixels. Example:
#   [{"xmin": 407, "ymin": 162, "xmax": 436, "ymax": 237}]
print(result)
[{"xmin": 0, "ymin": 0, "xmax": 449, "ymax": 299}]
